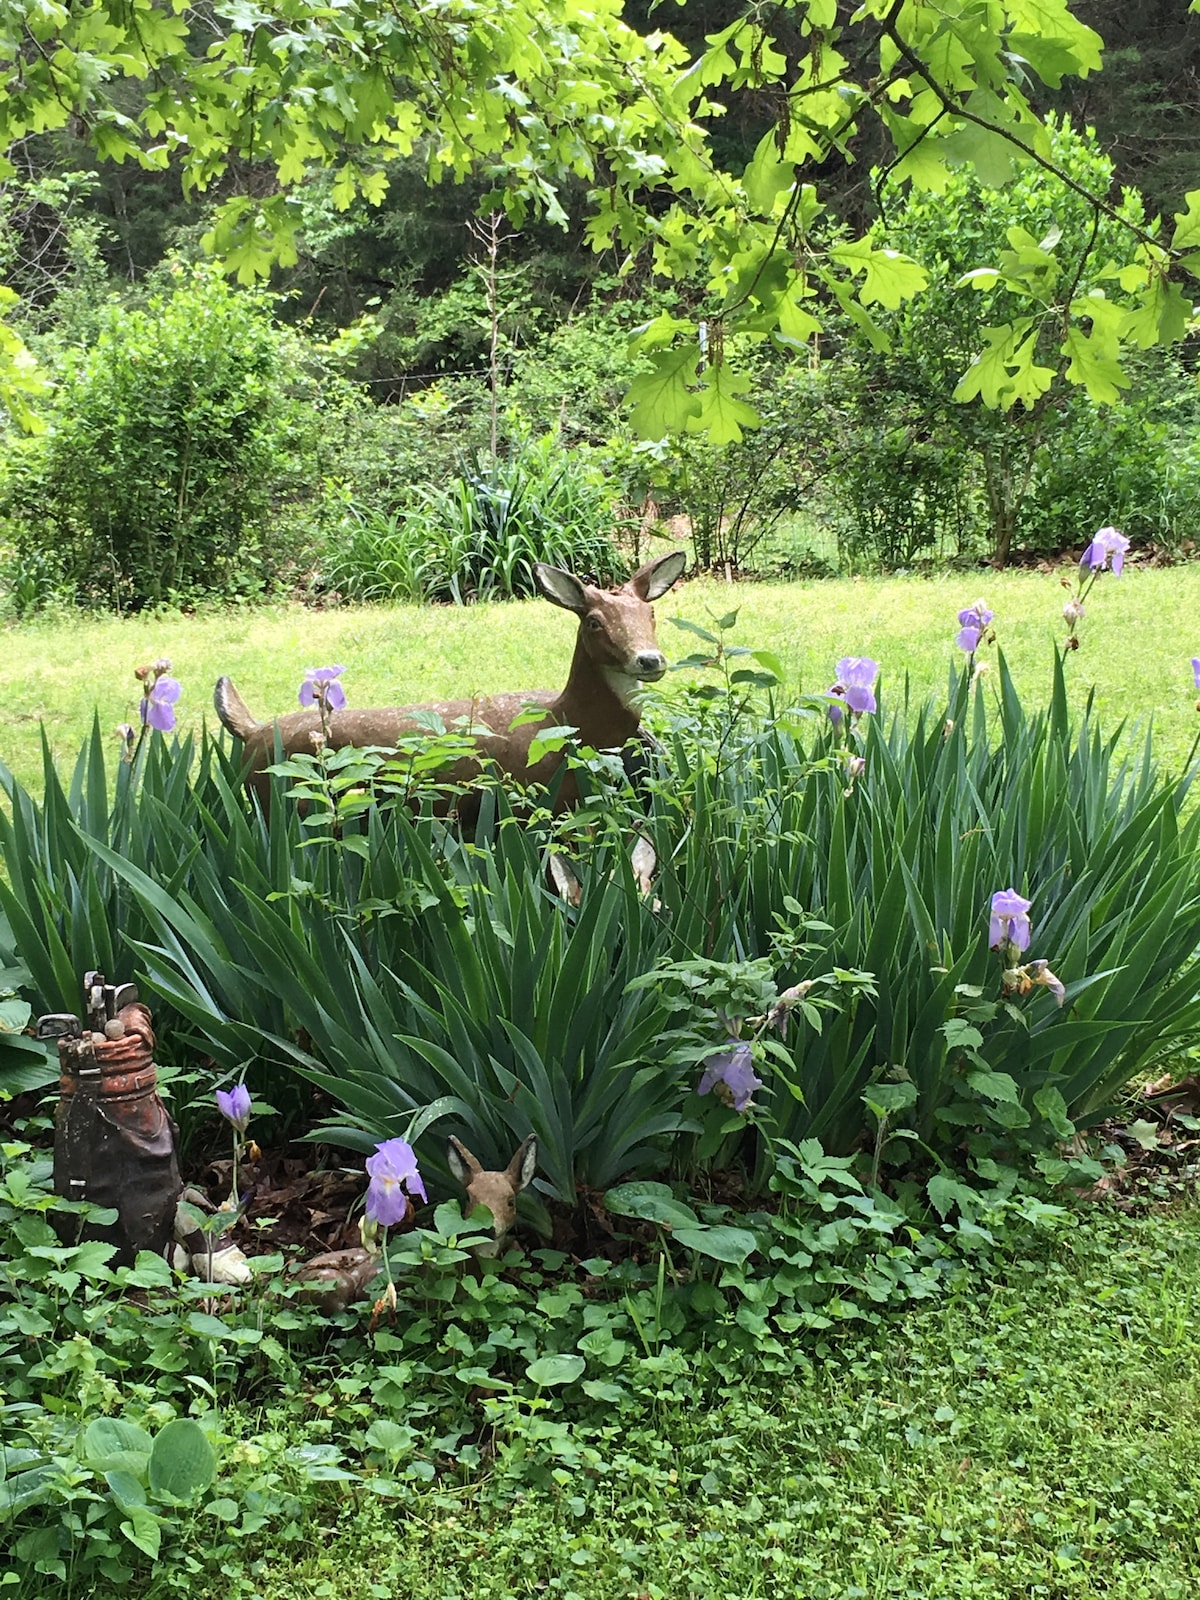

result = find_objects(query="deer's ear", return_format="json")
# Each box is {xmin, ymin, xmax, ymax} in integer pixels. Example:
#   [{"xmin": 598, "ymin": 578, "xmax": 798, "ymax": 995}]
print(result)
[
  {"xmin": 507, "ymin": 1134, "xmax": 538, "ymax": 1193},
  {"xmin": 535, "ymin": 564, "xmax": 590, "ymax": 613},
  {"xmin": 447, "ymin": 1136, "xmax": 481, "ymax": 1183},
  {"xmin": 629, "ymin": 550, "xmax": 687, "ymax": 601}
]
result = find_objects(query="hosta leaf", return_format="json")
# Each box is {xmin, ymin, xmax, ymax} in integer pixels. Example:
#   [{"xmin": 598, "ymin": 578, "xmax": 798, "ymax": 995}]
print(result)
[
  {"xmin": 671, "ymin": 1225, "xmax": 757, "ymax": 1264},
  {"xmin": 84, "ymin": 1418, "xmax": 153, "ymax": 1478},
  {"xmin": 604, "ymin": 1181, "xmax": 699, "ymax": 1229},
  {"xmin": 526, "ymin": 1354, "xmax": 585, "ymax": 1387},
  {"xmin": 148, "ymin": 1419, "xmax": 216, "ymax": 1504}
]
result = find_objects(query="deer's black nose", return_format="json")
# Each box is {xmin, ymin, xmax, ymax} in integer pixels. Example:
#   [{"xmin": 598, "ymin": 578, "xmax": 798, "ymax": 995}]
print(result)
[{"xmin": 635, "ymin": 651, "xmax": 666, "ymax": 677}]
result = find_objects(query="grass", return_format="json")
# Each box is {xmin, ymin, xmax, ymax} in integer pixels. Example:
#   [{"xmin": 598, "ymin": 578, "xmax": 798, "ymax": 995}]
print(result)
[
  {"xmin": 82, "ymin": 1203, "xmax": 1200, "ymax": 1600},
  {"xmin": 7, "ymin": 561, "xmax": 1200, "ymax": 794}
]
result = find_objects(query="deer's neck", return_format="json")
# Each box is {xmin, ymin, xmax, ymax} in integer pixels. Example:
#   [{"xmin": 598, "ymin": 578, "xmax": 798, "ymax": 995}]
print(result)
[{"xmin": 552, "ymin": 636, "xmax": 642, "ymax": 750}]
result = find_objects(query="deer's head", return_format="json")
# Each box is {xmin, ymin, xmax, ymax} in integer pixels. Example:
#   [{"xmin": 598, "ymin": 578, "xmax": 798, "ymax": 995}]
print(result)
[
  {"xmin": 446, "ymin": 1134, "xmax": 538, "ymax": 1255},
  {"xmin": 535, "ymin": 552, "xmax": 686, "ymax": 709}
]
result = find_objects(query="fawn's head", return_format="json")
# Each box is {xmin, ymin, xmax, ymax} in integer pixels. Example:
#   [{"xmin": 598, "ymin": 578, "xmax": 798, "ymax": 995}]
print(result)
[{"xmin": 446, "ymin": 1134, "xmax": 538, "ymax": 1255}]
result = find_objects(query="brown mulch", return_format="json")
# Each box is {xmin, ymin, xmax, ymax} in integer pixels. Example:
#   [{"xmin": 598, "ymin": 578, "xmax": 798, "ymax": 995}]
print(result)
[{"xmin": 197, "ymin": 1141, "xmax": 370, "ymax": 1256}]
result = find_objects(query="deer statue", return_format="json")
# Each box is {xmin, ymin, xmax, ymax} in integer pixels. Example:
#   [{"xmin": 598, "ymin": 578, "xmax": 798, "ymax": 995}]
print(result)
[
  {"xmin": 213, "ymin": 553, "xmax": 686, "ymax": 818},
  {"xmin": 446, "ymin": 1133, "xmax": 538, "ymax": 1256}
]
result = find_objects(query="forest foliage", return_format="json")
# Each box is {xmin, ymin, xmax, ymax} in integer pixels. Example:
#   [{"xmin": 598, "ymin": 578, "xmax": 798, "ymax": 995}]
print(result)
[
  {"xmin": 2, "ymin": 4, "xmax": 1200, "ymax": 591},
  {"xmin": 2, "ymin": 1, "xmax": 1200, "ymax": 425}
]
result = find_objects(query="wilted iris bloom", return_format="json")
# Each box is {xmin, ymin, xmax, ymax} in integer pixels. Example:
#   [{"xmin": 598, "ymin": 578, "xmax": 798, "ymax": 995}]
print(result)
[
  {"xmin": 299, "ymin": 665, "xmax": 347, "ymax": 712},
  {"xmin": 366, "ymin": 1138, "xmax": 426, "ymax": 1227},
  {"xmin": 139, "ymin": 674, "xmax": 181, "ymax": 732},
  {"xmin": 764, "ymin": 980, "xmax": 815, "ymax": 1038},
  {"xmin": 1025, "ymin": 959, "xmax": 1066, "ymax": 1007},
  {"xmin": 215, "ymin": 1083, "xmax": 252, "ymax": 1132},
  {"xmin": 827, "ymin": 656, "xmax": 879, "ymax": 723},
  {"xmin": 698, "ymin": 1042, "xmax": 763, "ymax": 1112},
  {"xmin": 1080, "ymin": 525, "xmax": 1129, "ymax": 576},
  {"xmin": 989, "ymin": 888, "xmax": 1032, "ymax": 953},
  {"xmin": 956, "ymin": 600, "xmax": 994, "ymax": 654}
]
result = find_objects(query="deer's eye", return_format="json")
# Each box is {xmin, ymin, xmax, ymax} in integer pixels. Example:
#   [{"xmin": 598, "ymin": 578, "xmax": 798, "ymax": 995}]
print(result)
[{"xmin": 585, "ymin": 615, "xmax": 603, "ymax": 631}]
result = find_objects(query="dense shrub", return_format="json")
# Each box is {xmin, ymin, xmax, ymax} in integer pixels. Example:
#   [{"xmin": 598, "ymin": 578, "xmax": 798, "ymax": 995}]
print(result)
[
  {"xmin": 824, "ymin": 118, "xmax": 1200, "ymax": 566},
  {"xmin": 631, "ymin": 359, "xmax": 834, "ymax": 576},
  {"xmin": 0, "ymin": 266, "xmax": 331, "ymax": 611},
  {"xmin": 1022, "ymin": 374, "xmax": 1200, "ymax": 556}
]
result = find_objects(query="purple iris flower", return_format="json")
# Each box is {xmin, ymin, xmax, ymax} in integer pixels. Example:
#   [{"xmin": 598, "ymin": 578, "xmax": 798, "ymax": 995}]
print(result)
[
  {"xmin": 365, "ymin": 1138, "xmax": 426, "ymax": 1226},
  {"xmin": 697, "ymin": 1042, "xmax": 763, "ymax": 1112},
  {"xmin": 299, "ymin": 665, "xmax": 347, "ymax": 712},
  {"xmin": 140, "ymin": 675, "xmax": 181, "ymax": 732},
  {"xmin": 956, "ymin": 600, "xmax": 994, "ymax": 654},
  {"xmin": 1192, "ymin": 658, "xmax": 1200, "ymax": 693},
  {"xmin": 215, "ymin": 1083, "xmax": 252, "ymax": 1132},
  {"xmin": 989, "ymin": 888, "xmax": 1032, "ymax": 953},
  {"xmin": 1080, "ymin": 526, "xmax": 1129, "ymax": 576},
  {"xmin": 827, "ymin": 656, "xmax": 879, "ymax": 722}
]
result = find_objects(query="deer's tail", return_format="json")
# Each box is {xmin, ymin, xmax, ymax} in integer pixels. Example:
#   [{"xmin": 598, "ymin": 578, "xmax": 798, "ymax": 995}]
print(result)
[{"xmin": 213, "ymin": 676, "xmax": 262, "ymax": 741}]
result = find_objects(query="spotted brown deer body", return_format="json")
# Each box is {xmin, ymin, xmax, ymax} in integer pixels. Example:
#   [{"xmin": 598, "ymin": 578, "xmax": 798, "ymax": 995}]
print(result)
[
  {"xmin": 446, "ymin": 1134, "xmax": 538, "ymax": 1256},
  {"xmin": 213, "ymin": 553, "xmax": 686, "ymax": 817}
]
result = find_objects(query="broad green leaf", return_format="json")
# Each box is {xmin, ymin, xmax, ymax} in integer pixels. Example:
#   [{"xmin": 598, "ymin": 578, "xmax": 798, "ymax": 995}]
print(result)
[
  {"xmin": 1120, "ymin": 275, "xmax": 1193, "ymax": 350},
  {"xmin": 671, "ymin": 1225, "xmax": 757, "ymax": 1264},
  {"xmin": 84, "ymin": 1418, "xmax": 153, "ymax": 1477},
  {"xmin": 1008, "ymin": 0, "xmax": 1103, "ymax": 86},
  {"xmin": 966, "ymin": 1069, "xmax": 1021, "ymax": 1104},
  {"xmin": 120, "ymin": 1505, "xmax": 163, "ymax": 1561},
  {"xmin": 1123, "ymin": 1118, "xmax": 1162, "ymax": 1151},
  {"xmin": 365, "ymin": 1419, "xmax": 411, "ymax": 1454},
  {"xmin": 1033, "ymin": 1086, "xmax": 1074, "ymax": 1139},
  {"xmin": 148, "ymin": 1419, "xmax": 216, "ymax": 1504},
  {"xmin": 686, "ymin": 363, "xmax": 760, "ymax": 445},
  {"xmin": 743, "ymin": 130, "xmax": 795, "ymax": 212},
  {"xmin": 927, "ymin": 1173, "xmax": 976, "ymax": 1220},
  {"xmin": 626, "ymin": 347, "xmax": 701, "ymax": 439},
  {"xmin": 953, "ymin": 325, "xmax": 1018, "ymax": 406},
  {"xmin": 1062, "ymin": 325, "xmax": 1129, "ymax": 405},
  {"xmin": 526, "ymin": 1353, "xmax": 585, "ymax": 1387},
  {"xmin": 1004, "ymin": 331, "xmax": 1056, "ymax": 409},
  {"xmin": 604, "ymin": 1181, "xmax": 699, "ymax": 1229},
  {"xmin": 1171, "ymin": 190, "xmax": 1200, "ymax": 252},
  {"xmin": 862, "ymin": 1079, "xmax": 918, "ymax": 1115},
  {"xmin": 103, "ymin": 1469, "xmax": 148, "ymax": 1512},
  {"xmin": 830, "ymin": 241, "xmax": 929, "ymax": 308},
  {"xmin": 582, "ymin": 1379, "xmax": 627, "ymax": 1404}
]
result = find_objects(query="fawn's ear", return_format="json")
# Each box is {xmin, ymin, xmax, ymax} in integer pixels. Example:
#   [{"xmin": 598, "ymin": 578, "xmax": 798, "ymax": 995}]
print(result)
[
  {"xmin": 505, "ymin": 1134, "xmax": 538, "ymax": 1193},
  {"xmin": 447, "ymin": 1135, "xmax": 482, "ymax": 1184},
  {"xmin": 628, "ymin": 550, "xmax": 686, "ymax": 601},
  {"xmin": 535, "ymin": 564, "xmax": 591, "ymax": 614}
]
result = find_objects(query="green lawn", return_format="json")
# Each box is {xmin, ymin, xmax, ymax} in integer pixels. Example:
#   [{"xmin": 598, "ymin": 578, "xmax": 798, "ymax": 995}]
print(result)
[{"xmin": 9, "ymin": 562, "xmax": 1199, "ymax": 794}]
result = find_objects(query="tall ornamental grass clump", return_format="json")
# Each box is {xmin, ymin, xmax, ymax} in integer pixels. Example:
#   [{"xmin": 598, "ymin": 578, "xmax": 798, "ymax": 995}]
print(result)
[
  {"xmin": 2, "ymin": 651, "xmax": 1198, "ymax": 1199},
  {"xmin": 322, "ymin": 435, "xmax": 624, "ymax": 605}
]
